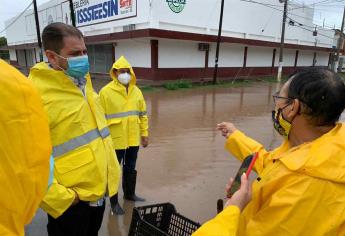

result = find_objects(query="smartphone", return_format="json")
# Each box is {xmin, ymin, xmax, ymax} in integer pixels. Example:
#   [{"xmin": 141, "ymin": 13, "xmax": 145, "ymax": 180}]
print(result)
[{"xmin": 227, "ymin": 152, "xmax": 258, "ymax": 198}]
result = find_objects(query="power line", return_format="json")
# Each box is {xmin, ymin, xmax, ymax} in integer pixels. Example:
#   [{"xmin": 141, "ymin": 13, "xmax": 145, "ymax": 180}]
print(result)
[
  {"xmin": 291, "ymin": 21, "xmax": 335, "ymax": 39},
  {"xmin": 240, "ymin": 0, "xmax": 335, "ymax": 41},
  {"xmin": 274, "ymin": 0, "xmax": 345, "ymax": 11},
  {"xmin": 240, "ymin": 0, "xmax": 334, "ymax": 30},
  {"xmin": 316, "ymin": 3, "xmax": 345, "ymax": 6},
  {"xmin": 241, "ymin": 0, "xmax": 311, "ymax": 20},
  {"xmin": 313, "ymin": 7, "xmax": 345, "ymax": 12},
  {"xmin": 290, "ymin": 0, "xmax": 340, "ymax": 10},
  {"xmin": 288, "ymin": 10, "xmax": 336, "ymax": 30},
  {"xmin": 287, "ymin": 15, "xmax": 333, "ymax": 29},
  {"xmin": 309, "ymin": 0, "xmax": 344, "ymax": 5},
  {"xmin": 0, "ymin": 1, "xmax": 33, "ymax": 34}
]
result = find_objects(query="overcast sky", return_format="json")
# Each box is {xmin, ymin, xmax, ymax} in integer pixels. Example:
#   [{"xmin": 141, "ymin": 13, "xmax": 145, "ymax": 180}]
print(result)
[{"xmin": 0, "ymin": 0, "xmax": 344, "ymax": 37}]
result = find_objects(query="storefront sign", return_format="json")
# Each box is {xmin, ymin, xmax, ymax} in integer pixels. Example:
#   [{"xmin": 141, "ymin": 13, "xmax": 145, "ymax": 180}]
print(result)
[{"xmin": 74, "ymin": 0, "xmax": 136, "ymax": 27}]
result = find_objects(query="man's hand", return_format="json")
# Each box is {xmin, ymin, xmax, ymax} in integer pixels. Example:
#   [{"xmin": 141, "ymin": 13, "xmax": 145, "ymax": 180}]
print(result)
[
  {"xmin": 217, "ymin": 122, "xmax": 237, "ymax": 138},
  {"xmin": 225, "ymin": 173, "xmax": 252, "ymax": 211},
  {"xmin": 141, "ymin": 136, "xmax": 149, "ymax": 148}
]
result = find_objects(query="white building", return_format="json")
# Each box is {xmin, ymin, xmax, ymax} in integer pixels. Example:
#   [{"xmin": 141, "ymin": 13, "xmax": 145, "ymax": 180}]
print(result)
[{"xmin": 4, "ymin": 0, "xmax": 335, "ymax": 80}]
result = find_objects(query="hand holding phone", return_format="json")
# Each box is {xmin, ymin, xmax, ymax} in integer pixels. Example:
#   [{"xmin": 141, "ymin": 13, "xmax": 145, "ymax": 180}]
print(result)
[
  {"xmin": 216, "ymin": 153, "xmax": 256, "ymax": 213},
  {"xmin": 225, "ymin": 172, "xmax": 252, "ymax": 211},
  {"xmin": 227, "ymin": 152, "xmax": 258, "ymax": 198}
]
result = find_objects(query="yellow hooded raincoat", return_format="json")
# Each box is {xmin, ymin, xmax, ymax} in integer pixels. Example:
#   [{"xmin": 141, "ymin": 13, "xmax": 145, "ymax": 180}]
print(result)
[
  {"xmin": 99, "ymin": 56, "xmax": 148, "ymax": 150},
  {"xmin": 0, "ymin": 60, "xmax": 51, "ymax": 236},
  {"xmin": 198, "ymin": 123, "xmax": 345, "ymax": 235},
  {"xmin": 29, "ymin": 62, "xmax": 121, "ymax": 218}
]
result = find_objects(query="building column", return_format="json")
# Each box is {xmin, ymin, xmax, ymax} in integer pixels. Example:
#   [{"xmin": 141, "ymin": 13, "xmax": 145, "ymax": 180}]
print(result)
[
  {"xmin": 34, "ymin": 48, "xmax": 37, "ymax": 63},
  {"xmin": 328, "ymin": 53, "xmax": 332, "ymax": 67},
  {"xmin": 312, "ymin": 51, "xmax": 317, "ymax": 66},
  {"xmin": 112, "ymin": 43, "xmax": 116, "ymax": 63},
  {"xmin": 203, "ymin": 47, "xmax": 209, "ymax": 80},
  {"xmin": 271, "ymin": 48, "xmax": 276, "ymax": 73},
  {"xmin": 205, "ymin": 48, "xmax": 209, "ymax": 68},
  {"xmin": 243, "ymin": 46, "xmax": 248, "ymax": 68},
  {"xmin": 15, "ymin": 50, "xmax": 18, "ymax": 64},
  {"xmin": 294, "ymin": 50, "xmax": 299, "ymax": 68},
  {"xmin": 150, "ymin": 39, "xmax": 158, "ymax": 80},
  {"xmin": 24, "ymin": 49, "xmax": 28, "ymax": 68}
]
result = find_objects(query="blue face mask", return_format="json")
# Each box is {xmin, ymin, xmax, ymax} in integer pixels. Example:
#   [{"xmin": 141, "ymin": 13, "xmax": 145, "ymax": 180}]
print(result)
[
  {"xmin": 56, "ymin": 54, "xmax": 90, "ymax": 80},
  {"xmin": 66, "ymin": 55, "xmax": 90, "ymax": 79}
]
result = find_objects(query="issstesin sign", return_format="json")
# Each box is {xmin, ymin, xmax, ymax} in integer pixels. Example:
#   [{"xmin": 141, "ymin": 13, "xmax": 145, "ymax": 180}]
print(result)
[{"xmin": 74, "ymin": 0, "xmax": 137, "ymax": 27}]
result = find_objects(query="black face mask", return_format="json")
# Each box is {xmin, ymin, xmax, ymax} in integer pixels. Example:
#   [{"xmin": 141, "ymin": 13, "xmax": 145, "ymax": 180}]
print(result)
[{"xmin": 272, "ymin": 103, "xmax": 292, "ymax": 138}]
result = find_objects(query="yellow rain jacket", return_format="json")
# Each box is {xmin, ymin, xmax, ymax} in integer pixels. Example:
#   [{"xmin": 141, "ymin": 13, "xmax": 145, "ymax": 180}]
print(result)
[
  {"xmin": 29, "ymin": 62, "xmax": 121, "ymax": 218},
  {"xmin": 192, "ymin": 206, "xmax": 240, "ymax": 236},
  {"xmin": 0, "ymin": 60, "xmax": 51, "ymax": 236},
  {"xmin": 200, "ymin": 123, "xmax": 345, "ymax": 235},
  {"xmin": 99, "ymin": 56, "xmax": 148, "ymax": 150}
]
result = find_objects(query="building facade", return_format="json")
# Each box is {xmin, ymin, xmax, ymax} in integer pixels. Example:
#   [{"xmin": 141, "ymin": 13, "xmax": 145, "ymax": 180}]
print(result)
[{"xmin": 4, "ymin": 0, "xmax": 336, "ymax": 80}]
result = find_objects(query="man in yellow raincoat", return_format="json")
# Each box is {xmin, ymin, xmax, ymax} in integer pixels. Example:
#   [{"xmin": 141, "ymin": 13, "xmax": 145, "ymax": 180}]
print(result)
[
  {"xmin": 99, "ymin": 56, "xmax": 149, "ymax": 215},
  {"xmin": 201, "ymin": 68, "xmax": 345, "ymax": 235},
  {"xmin": 0, "ymin": 60, "xmax": 51, "ymax": 236},
  {"xmin": 29, "ymin": 23, "xmax": 121, "ymax": 236}
]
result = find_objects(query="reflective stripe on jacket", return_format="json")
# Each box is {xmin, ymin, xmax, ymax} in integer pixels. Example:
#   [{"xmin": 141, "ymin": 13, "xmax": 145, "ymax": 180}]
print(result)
[
  {"xmin": 99, "ymin": 56, "xmax": 148, "ymax": 149},
  {"xmin": 29, "ymin": 62, "xmax": 121, "ymax": 218}
]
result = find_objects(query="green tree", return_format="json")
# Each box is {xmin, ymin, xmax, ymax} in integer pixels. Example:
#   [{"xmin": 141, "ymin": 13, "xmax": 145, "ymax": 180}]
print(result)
[
  {"xmin": 0, "ymin": 37, "xmax": 10, "ymax": 60},
  {"xmin": 0, "ymin": 37, "xmax": 7, "ymax": 46}
]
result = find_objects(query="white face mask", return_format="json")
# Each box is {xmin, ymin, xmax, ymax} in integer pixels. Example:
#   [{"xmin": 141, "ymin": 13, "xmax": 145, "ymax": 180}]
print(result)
[{"xmin": 117, "ymin": 72, "xmax": 131, "ymax": 85}]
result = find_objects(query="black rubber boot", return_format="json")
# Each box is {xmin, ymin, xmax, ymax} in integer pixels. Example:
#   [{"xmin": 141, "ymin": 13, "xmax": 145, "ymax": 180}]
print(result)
[
  {"xmin": 123, "ymin": 170, "xmax": 145, "ymax": 202},
  {"xmin": 110, "ymin": 194, "xmax": 125, "ymax": 215}
]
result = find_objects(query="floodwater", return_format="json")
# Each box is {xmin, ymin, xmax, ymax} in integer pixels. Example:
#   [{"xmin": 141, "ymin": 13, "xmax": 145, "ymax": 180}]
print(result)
[{"xmin": 26, "ymin": 80, "xmax": 344, "ymax": 236}]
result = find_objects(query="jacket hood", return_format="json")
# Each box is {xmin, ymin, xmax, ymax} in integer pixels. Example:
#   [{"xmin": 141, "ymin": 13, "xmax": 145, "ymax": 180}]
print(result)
[
  {"xmin": 109, "ymin": 56, "xmax": 136, "ymax": 86},
  {"xmin": 275, "ymin": 123, "xmax": 345, "ymax": 183}
]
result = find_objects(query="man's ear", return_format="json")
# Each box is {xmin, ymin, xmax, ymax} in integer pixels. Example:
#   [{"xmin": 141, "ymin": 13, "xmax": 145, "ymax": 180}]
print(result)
[{"xmin": 45, "ymin": 50, "xmax": 58, "ymax": 66}]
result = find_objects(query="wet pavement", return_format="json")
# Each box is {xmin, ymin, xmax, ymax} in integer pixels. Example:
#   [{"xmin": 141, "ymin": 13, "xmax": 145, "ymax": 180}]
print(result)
[{"xmin": 25, "ymin": 80, "xmax": 344, "ymax": 236}]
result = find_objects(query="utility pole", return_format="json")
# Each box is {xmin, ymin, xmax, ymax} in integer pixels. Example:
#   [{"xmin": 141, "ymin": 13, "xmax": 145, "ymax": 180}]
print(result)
[
  {"xmin": 277, "ymin": 0, "xmax": 288, "ymax": 82},
  {"xmin": 33, "ymin": 0, "xmax": 43, "ymax": 62},
  {"xmin": 313, "ymin": 38, "xmax": 317, "ymax": 67},
  {"xmin": 69, "ymin": 0, "xmax": 76, "ymax": 27},
  {"xmin": 213, "ymin": 0, "xmax": 225, "ymax": 84},
  {"xmin": 335, "ymin": 6, "xmax": 345, "ymax": 72}
]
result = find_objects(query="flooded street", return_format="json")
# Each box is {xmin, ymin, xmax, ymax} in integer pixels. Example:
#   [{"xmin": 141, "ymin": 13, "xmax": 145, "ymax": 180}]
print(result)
[{"xmin": 26, "ymin": 80, "xmax": 344, "ymax": 236}]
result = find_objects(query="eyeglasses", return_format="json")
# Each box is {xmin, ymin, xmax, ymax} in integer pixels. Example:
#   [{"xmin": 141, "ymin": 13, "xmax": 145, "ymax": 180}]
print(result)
[{"xmin": 272, "ymin": 92, "xmax": 293, "ymax": 104}]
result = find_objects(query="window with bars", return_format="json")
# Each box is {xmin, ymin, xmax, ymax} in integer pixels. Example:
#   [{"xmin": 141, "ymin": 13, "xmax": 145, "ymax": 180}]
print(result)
[{"xmin": 87, "ymin": 44, "xmax": 113, "ymax": 74}]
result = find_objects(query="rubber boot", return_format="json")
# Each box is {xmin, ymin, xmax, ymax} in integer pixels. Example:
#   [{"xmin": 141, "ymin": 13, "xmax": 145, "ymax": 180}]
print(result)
[
  {"xmin": 123, "ymin": 170, "xmax": 145, "ymax": 202},
  {"xmin": 110, "ymin": 194, "xmax": 125, "ymax": 215}
]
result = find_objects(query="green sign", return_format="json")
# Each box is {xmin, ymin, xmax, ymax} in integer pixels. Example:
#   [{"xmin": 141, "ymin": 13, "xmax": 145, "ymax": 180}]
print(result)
[{"xmin": 166, "ymin": 0, "xmax": 186, "ymax": 13}]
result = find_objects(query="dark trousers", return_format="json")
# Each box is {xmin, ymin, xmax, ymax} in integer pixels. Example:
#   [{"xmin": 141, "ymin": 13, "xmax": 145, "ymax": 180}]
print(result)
[
  {"xmin": 116, "ymin": 146, "xmax": 139, "ymax": 172},
  {"xmin": 47, "ymin": 201, "xmax": 105, "ymax": 236}
]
